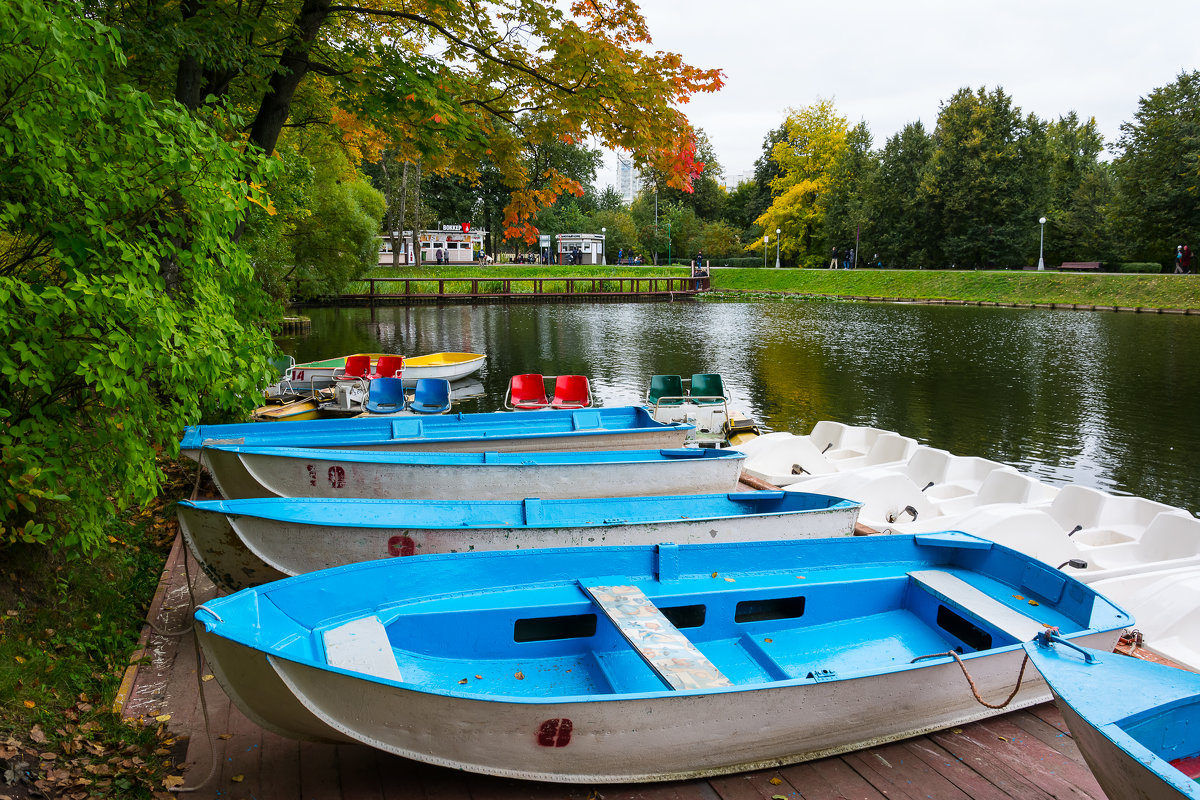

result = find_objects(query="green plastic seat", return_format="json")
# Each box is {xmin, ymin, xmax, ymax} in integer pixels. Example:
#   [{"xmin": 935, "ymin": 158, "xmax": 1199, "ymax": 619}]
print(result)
[
  {"xmin": 271, "ymin": 355, "xmax": 295, "ymax": 381},
  {"xmin": 647, "ymin": 374, "xmax": 685, "ymax": 406},
  {"xmin": 689, "ymin": 373, "xmax": 727, "ymax": 406}
]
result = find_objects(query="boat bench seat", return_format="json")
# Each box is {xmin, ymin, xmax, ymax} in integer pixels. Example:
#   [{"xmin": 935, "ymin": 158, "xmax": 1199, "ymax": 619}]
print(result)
[
  {"xmin": 323, "ymin": 616, "xmax": 403, "ymax": 682},
  {"xmin": 908, "ymin": 570, "xmax": 1044, "ymax": 642},
  {"xmin": 581, "ymin": 581, "xmax": 733, "ymax": 691}
]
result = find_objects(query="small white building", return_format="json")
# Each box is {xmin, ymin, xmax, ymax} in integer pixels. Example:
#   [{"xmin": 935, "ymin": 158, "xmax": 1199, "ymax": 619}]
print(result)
[
  {"xmin": 555, "ymin": 232, "xmax": 605, "ymax": 266},
  {"xmin": 378, "ymin": 224, "xmax": 487, "ymax": 266}
]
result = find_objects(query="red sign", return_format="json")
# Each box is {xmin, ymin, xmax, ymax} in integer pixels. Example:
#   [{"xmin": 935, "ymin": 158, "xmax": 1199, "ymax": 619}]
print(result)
[{"xmin": 462, "ymin": 222, "xmax": 470, "ymax": 233}]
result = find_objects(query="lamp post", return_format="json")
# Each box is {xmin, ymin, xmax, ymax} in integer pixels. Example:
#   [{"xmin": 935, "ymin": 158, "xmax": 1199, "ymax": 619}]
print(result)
[
  {"xmin": 667, "ymin": 222, "xmax": 672, "ymax": 266},
  {"xmin": 601, "ymin": 227, "xmax": 606, "ymax": 265},
  {"xmin": 775, "ymin": 228, "xmax": 781, "ymax": 268},
  {"xmin": 1037, "ymin": 216, "xmax": 1047, "ymax": 271},
  {"xmin": 654, "ymin": 187, "xmax": 658, "ymax": 265},
  {"xmin": 763, "ymin": 234, "xmax": 769, "ymax": 269}
]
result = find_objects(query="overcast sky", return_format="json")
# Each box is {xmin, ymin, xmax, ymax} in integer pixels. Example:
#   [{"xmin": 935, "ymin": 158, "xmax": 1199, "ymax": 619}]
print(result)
[{"xmin": 599, "ymin": 0, "xmax": 1200, "ymax": 188}]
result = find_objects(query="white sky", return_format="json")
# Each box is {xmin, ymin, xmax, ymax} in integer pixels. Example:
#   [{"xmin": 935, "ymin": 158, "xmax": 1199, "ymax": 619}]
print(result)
[{"xmin": 599, "ymin": 0, "xmax": 1200, "ymax": 188}]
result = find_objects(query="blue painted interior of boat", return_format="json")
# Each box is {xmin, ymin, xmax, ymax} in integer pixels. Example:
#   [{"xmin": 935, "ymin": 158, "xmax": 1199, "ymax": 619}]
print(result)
[
  {"xmin": 181, "ymin": 406, "xmax": 691, "ymax": 451},
  {"xmin": 207, "ymin": 445, "xmax": 746, "ymax": 467},
  {"xmin": 197, "ymin": 533, "xmax": 1132, "ymax": 702},
  {"xmin": 179, "ymin": 490, "xmax": 856, "ymax": 529}
]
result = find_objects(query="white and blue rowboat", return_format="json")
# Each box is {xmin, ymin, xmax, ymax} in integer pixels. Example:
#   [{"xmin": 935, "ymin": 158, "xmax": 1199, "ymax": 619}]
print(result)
[
  {"xmin": 178, "ymin": 490, "xmax": 861, "ymax": 591},
  {"xmin": 181, "ymin": 407, "xmax": 690, "ymax": 460},
  {"xmin": 181, "ymin": 407, "xmax": 693, "ymax": 497},
  {"xmin": 195, "ymin": 532, "xmax": 1131, "ymax": 783},
  {"xmin": 1024, "ymin": 632, "xmax": 1200, "ymax": 799},
  {"xmin": 200, "ymin": 445, "xmax": 747, "ymax": 501}
]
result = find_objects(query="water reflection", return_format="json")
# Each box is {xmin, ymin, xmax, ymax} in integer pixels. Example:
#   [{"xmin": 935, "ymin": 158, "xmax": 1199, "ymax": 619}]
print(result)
[{"xmin": 282, "ymin": 300, "xmax": 1200, "ymax": 512}]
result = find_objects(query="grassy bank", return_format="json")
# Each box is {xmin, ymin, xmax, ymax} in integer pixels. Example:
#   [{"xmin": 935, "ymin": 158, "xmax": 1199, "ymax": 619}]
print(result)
[
  {"xmin": 350, "ymin": 265, "xmax": 1200, "ymax": 309},
  {"xmin": 709, "ymin": 268, "xmax": 1200, "ymax": 310},
  {"xmin": 0, "ymin": 462, "xmax": 191, "ymax": 797}
]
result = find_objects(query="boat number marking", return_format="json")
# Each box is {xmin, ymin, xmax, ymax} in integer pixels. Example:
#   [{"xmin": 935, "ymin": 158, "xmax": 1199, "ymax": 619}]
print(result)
[
  {"xmin": 327, "ymin": 465, "xmax": 345, "ymax": 488},
  {"xmin": 293, "ymin": 369, "xmax": 305, "ymax": 381},
  {"xmin": 305, "ymin": 464, "xmax": 346, "ymax": 489},
  {"xmin": 536, "ymin": 718, "xmax": 572, "ymax": 747},
  {"xmin": 387, "ymin": 535, "xmax": 415, "ymax": 557}
]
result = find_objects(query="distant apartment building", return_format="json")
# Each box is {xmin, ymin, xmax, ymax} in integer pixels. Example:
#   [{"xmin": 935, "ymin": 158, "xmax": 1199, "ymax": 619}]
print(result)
[{"xmin": 617, "ymin": 154, "xmax": 642, "ymax": 205}]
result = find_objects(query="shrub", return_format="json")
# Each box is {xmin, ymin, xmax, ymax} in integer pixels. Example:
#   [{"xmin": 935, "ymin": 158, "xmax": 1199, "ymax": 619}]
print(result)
[{"xmin": 1114, "ymin": 262, "xmax": 1165, "ymax": 273}]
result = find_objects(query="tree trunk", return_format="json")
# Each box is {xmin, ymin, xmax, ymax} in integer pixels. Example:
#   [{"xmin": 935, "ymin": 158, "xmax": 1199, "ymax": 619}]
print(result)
[
  {"xmin": 246, "ymin": 0, "xmax": 332, "ymax": 158},
  {"xmin": 394, "ymin": 159, "xmax": 408, "ymax": 268},
  {"xmin": 414, "ymin": 159, "xmax": 422, "ymax": 264}
]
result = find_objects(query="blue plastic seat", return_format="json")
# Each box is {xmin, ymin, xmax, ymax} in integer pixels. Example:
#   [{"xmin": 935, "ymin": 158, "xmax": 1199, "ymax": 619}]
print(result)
[
  {"xmin": 365, "ymin": 377, "xmax": 406, "ymax": 414},
  {"xmin": 409, "ymin": 378, "xmax": 451, "ymax": 414}
]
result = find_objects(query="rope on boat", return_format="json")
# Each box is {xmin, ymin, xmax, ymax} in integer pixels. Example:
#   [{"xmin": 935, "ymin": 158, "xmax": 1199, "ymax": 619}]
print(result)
[{"xmin": 912, "ymin": 651, "xmax": 1031, "ymax": 710}]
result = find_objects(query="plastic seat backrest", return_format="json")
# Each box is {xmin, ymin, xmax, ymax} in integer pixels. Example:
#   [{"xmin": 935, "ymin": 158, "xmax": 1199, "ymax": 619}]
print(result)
[
  {"xmin": 648, "ymin": 374, "xmax": 685, "ymax": 406},
  {"xmin": 864, "ymin": 433, "xmax": 916, "ymax": 465},
  {"xmin": 974, "ymin": 469, "xmax": 1039, "ymax": 505},
  {"xmin": 270, "ymin": 355, "xmax": 295, "ymax": 381},
  {"xmin": 338, "ymin": 354, "xmax": 371, "ymax": 379},
  {"xmin": 371, "ymin": 355, "xmax": 404, "ymax": 379},
  {"xmin": 365, "ymin": 377, "xmax": 406, "ymax": 413},
  {"xmin": 1047, "ymin": 484, "xmax": 1109, "ymax": 530},
  {"xmin": 509, "ymin": 374, "xmax": 549, "ymax": 409},
  {"xmin": 410, "ymin": 378, "xmax": 451, "ymax": 413},
  {"xmin": 903, "ymin": 447, "xmax": 953, "ymax": 487},
  {"xmin": 550, "ymin": 375, "xmax": 591, "ymax": 409},
  {"xmin": 1134, "ymin": 513, "xmax": 1200, "ymax": 562},
  {"xmin": 689, "ymin": 374, "xmax": 726, "ymax": 406},
  {"xmin": 808, "ymin": 420, "xmax": 850, "ymax": 451}
]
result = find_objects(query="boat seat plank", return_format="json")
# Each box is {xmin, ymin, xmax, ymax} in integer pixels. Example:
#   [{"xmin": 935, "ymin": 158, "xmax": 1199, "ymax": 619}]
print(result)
[
  {"xmin": 322, "ymin": 617, "xmax": 403, "ymax": 682},
  {"xmin": 580, "ymin": 582, "xmax": 733, "ymax": 691},
  {"xmin": 908, "ymin": 570, "xmax": 1044, "ymax": 642}
]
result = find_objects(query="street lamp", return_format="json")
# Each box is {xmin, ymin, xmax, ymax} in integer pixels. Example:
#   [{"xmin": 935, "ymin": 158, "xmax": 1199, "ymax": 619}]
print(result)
[
  {"xmin": 667, "ymin": 222, "xmax": 672, "ymax": 266},
  {"xmin": 654, "ymin": 187, "xmax": 658, "ymax": 265},
  {"xmin": 1037, "ymin": 216, "xmax": 1047, "ymax": 271},
  {"xmin": 601, "ymin": 227, "xmax": 606, "ymax": 265},
  {"xmin": 763, "ymin": 234, "xmax": 769, "ymax": 269},
  {"xmin": 775, "ymin": 228, "xmax": 781, "ymax": 268}
]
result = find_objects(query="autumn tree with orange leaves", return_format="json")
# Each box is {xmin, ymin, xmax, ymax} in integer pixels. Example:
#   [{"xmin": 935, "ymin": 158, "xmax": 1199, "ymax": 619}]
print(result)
[{"xmin": 91, "ymin": 0, "xmax": 723, "ymax": 247}]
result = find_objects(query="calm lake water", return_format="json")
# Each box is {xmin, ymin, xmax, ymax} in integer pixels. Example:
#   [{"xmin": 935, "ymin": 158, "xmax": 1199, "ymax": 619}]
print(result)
[{"xmin": 281, "ymin": 299, "xmax": 1200, "ymax": 513}]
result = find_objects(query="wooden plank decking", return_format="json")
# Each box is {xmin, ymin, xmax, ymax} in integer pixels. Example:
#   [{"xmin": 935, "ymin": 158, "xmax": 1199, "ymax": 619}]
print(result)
[{"xmin": 121, "ymin": 534, "xmax": 1107, "ymax": 800}]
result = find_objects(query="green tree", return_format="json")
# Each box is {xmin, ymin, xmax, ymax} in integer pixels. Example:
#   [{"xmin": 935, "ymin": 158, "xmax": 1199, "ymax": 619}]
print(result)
[
  {"xmin": 1045, "ymin": 113, "xmax": 1113, "ymax": 263},
  {"xmin": 0, "ymin": 0, "xmax": 277, "ymax": 553},
  {"xmin": 752, "ymin": 100, "xmax": 848, "ymax": 261},
  {"xmin": 1113, "ymin": 70, "xmax": 1200, "ymax": 262},
  {"xmin": 824, "ymin": 122, "xmax": 877, "ymax": 266},
  {"xmin": 921, "ymin": 86, "xmax": 1049, "ymax": 267},
  {"xmin": 870, "ymin": 122, "xmax": 935, "ymax": 266}
]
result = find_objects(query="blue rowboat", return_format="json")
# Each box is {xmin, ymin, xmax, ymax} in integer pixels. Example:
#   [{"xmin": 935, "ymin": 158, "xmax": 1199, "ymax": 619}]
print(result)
[
  {"xmin": 195, "ymin": 532, "xmax": 1131, "ymax": 783},
  {"xmin": 1024, "ymin": 632, "xmax": 1200, "ymax": 799},
  {"xmin": 178, "ymin": 490, "xmax": 861, "ymax": 591},
  {"xmin": 201, "ymin": 445, "xmax": 747, "ymax": 500},
  {"xmin": 181, "ymin": 406, "xmax": 690, "ymax": 460},
  {"xmin": 181, "ymin": 407, "xmax": 693, "ymax": 496}
]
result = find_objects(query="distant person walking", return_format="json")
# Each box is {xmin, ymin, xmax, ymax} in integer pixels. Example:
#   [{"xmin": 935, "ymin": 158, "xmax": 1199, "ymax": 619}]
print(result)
[
  {"xmin": 435, "ymin": 246, "xmax": 444, "ymax": 265},
  {"xmin": 847, "ymin": 248, "xmax": 855, "ymax": 269},
  {"xmin": 1184, "ymin": 245, "xmax": 1194, "ymax": 274},
  {"xmin": 829, "ymin": 247, "xmax": 839, "ymax": 269},
  {"xmin": 1176, "ymin": 245, "xmax": 1185, "ymax": 273}
]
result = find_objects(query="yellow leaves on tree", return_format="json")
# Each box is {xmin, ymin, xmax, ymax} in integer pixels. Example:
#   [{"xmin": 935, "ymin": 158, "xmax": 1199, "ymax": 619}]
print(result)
[{"xmin": 751, "ymin": 99, "xmax": 849, "ymax": 259}]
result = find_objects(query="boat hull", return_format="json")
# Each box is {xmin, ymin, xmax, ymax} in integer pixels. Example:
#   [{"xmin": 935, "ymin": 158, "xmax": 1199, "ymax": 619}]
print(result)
[
  {"xmin": 178, "ymin": 492, "xmax": 860, "ymax": 591},
  {"xmin": 192, "ymin": 636, "xmax": 1111, "ymax": 783},
  {"xmin": 195, "ymin": 534, "xmax": 1131, "ymax": 782},
  {"xmin": 1025, "ymin": 637, "xmax": 1200, "ymax": 800},
  {"xmin": 204, "ymin": 446, "xmax": 747, "ymax": 500},
  {"xmin": 400, "ymin": 352, "xmax": 486, "ymax": 385}
]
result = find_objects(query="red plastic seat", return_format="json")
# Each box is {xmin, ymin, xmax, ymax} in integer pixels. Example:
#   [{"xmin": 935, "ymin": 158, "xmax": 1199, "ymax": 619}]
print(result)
[
  {"xmin": 549, "ymin": 375, "xmax": 592, "ymax": 409},
  {"xmin": 506, "ymin": 374, "xmax": 549, "ymax": 410},
  {"xmin": 369, "ymin": 355, "xmax": 404, "ymax": 380},
  {"xmin": 335, "ymin": 354, "xmax": 371, "ymax": 381}
]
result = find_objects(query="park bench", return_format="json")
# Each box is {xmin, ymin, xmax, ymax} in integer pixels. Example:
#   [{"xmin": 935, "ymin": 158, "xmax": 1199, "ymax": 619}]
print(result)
[{"xmin": 1058, "ymin": 261, "xmax": 1102, "ymax": 271}]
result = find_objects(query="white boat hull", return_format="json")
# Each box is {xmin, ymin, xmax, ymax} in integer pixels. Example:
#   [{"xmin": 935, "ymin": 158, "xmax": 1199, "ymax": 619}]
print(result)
[
  {"xmin": 197, "ymin": 427, "xmax": 690, "ymax": 495},
  {"xmin": 195, "ymin": 627, "xmax": 1121, "ymax": 783},
  {"xmin": 209, "ymin": 448, "xmax": 745, "ymax": 500},
  {"xmin": 178, "ymin": 502, "xmax": 860, "ymax": 590}
]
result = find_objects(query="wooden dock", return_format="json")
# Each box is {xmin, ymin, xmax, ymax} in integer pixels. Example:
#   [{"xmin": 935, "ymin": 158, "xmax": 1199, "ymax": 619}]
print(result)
[
  {"xmin": 325, "ymin": 276, "xmax": 709, "ymax": 306},
  {"xmin": 120, "ymin": 533, "xmax": 1110, "ymax": 800}
]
